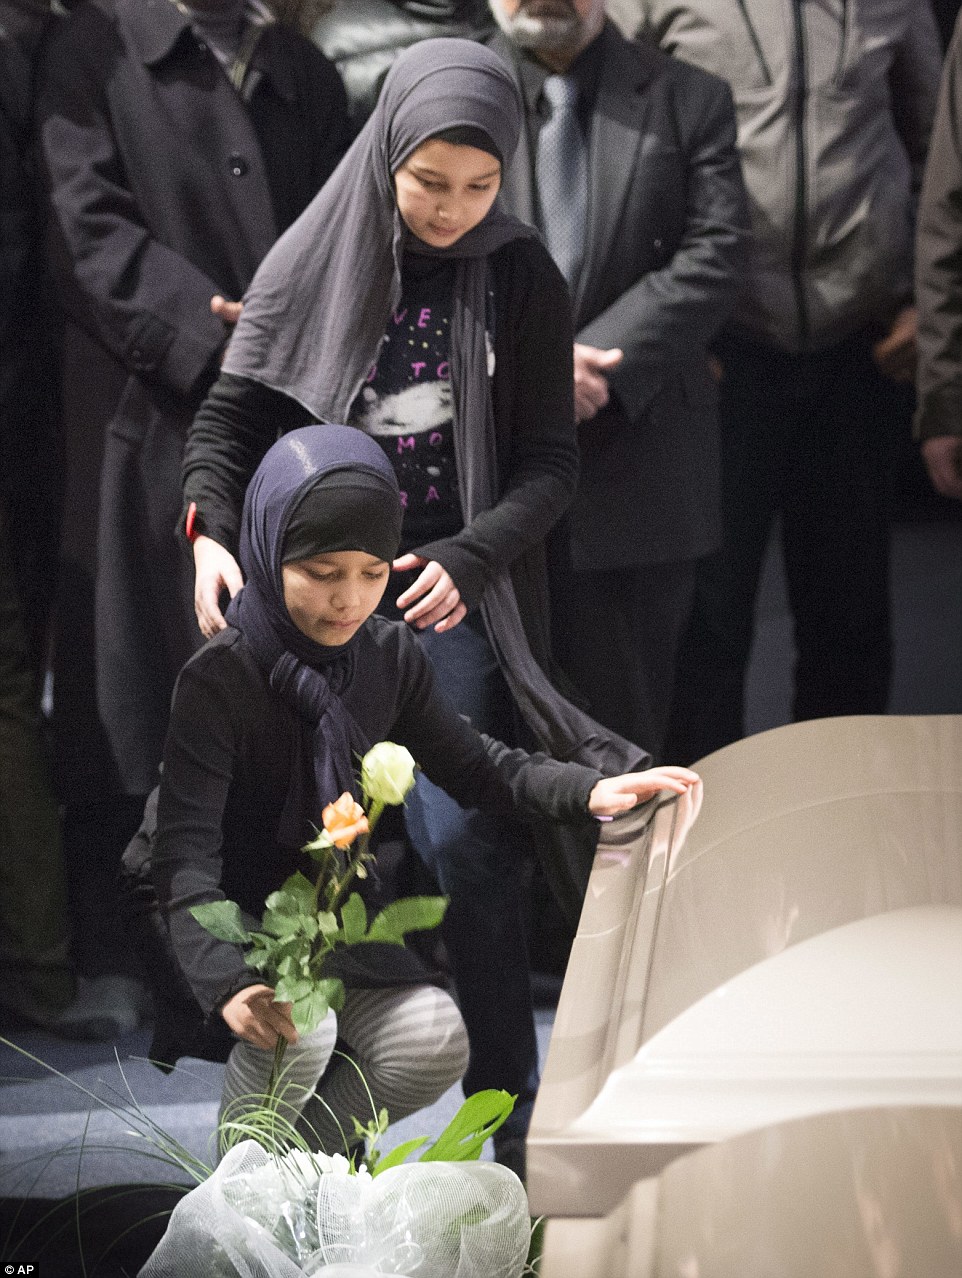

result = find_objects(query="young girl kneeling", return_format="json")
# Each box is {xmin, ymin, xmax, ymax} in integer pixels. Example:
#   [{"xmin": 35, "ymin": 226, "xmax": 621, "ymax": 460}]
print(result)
[{"xmin": 152, "ymin": 425, "xmax": 698, "ymax": 1153}]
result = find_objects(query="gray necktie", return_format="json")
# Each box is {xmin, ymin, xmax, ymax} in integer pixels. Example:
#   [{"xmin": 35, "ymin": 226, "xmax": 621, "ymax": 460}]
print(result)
[{"xmin": 536, "ymin": 74, "xmax": 589, "ymax": 289}]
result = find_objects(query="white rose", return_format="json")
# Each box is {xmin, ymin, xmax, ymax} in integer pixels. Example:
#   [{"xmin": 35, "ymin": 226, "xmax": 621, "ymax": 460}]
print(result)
[{"xmin": 360, "ymin": 742, "xmax": 417, "ymax": 806}]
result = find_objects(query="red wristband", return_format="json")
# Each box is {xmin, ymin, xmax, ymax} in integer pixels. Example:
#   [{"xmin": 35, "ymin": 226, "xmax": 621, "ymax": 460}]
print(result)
[{"xmin": 185, "ymin": 501, "xmax": 199, "ymax": 542}]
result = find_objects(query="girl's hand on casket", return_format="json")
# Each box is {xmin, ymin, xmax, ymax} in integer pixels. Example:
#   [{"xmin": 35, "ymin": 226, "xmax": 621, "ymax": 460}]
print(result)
[
  {"xmin": 193, "ymin": 535, "xmax": 244, "ymax": 638},
  {"xmin": 588, "ymin": 766, "xmax": 702, "ymax": 816},
  {"xmin": 221, "ymin": 983, "xmax": 299, "ymax": 1050}
]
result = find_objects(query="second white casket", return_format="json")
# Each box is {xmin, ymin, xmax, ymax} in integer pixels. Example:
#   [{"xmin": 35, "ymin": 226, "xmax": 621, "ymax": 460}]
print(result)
[{"xmin": 527, "ymin": 715, "xmax": 962, "ymax": 1218}]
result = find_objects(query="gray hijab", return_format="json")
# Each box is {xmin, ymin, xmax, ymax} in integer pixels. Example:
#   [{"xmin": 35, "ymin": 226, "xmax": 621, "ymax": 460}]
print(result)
[
  {"xmin": 223, "ymin": 37, "xmax": 531, "ymax": 419},
  {"xmin": 226, "ymin": 38, "xmax": 647, "ymax": 860}
]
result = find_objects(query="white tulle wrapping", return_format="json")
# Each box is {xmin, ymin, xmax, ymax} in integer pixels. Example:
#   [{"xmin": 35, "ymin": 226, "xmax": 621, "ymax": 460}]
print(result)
[{"xmin": 139, "ymin": 1141, "xmax": 529, "ymax": 1278}]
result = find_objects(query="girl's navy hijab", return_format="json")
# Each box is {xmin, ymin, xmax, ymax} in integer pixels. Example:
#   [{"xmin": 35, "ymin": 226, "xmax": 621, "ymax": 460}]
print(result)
[{"xmin": 226, "ymin": 425, "xmax": 402, "ymax": 846}]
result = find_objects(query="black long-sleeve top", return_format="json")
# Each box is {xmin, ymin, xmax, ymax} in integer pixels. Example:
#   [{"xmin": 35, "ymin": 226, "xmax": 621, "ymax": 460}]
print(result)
[
  {"xmin": 182, "ymin": 237, "xmax": 578, "ymax": 629},
  {"xmin": 153, "ymin": 614, "xmax": 602, "ymax": 1017}
]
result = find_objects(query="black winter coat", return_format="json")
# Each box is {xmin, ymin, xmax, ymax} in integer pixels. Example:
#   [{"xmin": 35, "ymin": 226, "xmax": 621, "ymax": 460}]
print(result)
[{"xmin": 34, "ymin": 0, "xmax": 349, "ymax": 795}]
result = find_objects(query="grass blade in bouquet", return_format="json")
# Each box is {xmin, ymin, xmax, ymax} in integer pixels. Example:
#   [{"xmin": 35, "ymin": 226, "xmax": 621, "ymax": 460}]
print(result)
[{"xmin": 370, "ymin": 1088, "xmax": 516, "ymax": 1175}]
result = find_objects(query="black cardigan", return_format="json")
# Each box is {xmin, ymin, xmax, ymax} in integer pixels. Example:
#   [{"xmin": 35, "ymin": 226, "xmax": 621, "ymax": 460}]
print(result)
[
  {"xmin": 182, "ymin": 235, "xmax": 578, "ymax": 668},
  {"xmin": 153, "ymin": 616, "xmax": 602, "ymax": 1022}
]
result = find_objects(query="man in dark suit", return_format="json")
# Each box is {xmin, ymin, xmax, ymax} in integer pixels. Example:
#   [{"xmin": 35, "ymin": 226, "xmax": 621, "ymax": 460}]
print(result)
[{"xmin": 488, "ymin": 0, "xmax": 748, "ymax": 760}]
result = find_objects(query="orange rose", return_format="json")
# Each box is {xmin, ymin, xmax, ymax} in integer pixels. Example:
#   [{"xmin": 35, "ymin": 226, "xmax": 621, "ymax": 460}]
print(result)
[{"xmin": 322, "ymin": 792, "xmax": 370, "ymax": 849}]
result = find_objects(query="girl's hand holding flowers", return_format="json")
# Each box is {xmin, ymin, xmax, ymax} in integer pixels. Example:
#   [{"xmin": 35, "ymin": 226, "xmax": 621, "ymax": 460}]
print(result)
[
  {"xmin": 588, "ymin": 766, "xmax": 702, "ymax": 816},
  {"xmin": 221, "ymin": 984, "xmax": 299, "ymax": 1051}
]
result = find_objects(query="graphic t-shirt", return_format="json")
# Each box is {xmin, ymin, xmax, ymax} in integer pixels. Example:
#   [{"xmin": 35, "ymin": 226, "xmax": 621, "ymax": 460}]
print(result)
[{"xmin": 350, "ymin": 256, "xmax": 463, "ymax": 555}]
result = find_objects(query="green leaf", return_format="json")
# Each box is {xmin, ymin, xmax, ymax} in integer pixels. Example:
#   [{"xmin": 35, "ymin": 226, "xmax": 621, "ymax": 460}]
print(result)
[
  {"xmin": 264, "ymin": 889, "xmax": 298, "ymax": 915},
  {"xmin": 321, "ymin": 977, "xmax": 346, "ymax": 1014},
  {"xmin": 339, "ymin": 893, "xmax": 368, "ymax": 945},
  {"xmin": 316, "ymin": 911, "xmax": 339, "ymax": 938},
  {"xmin": 302, "ymin": 825, "xmax": 334, "ymax": 849},
  {"xmin": 290, "ymin": 985, "xmax": 328, "ymax": 1036},
  {"xmin": 261, "ymin": 908, "xmax": 307, "ymax": 938},
  {"xmin": 365, "ymin": 896, "xmax": 447, "ymax": 945},
  {"xmin": 276, "ymin": 951, "xmax": 313, "ymax": 978},
  {"xmin": 352, "ymin": 1108, "xmax": 389, "ymax": 1142},
  {"xmin": 190, "ymin": 900, "xmax": 251, "ymax": 945},
  {"xmin": 289, "ymin": 977, "xmax": 346, "ymax": 1035},
  {"xmin": 279, "ymin": 871, "xmax": 318, "ymax": 912},
  {"xmin": 274, "ymin": 976, "xmax": 312, "ymax": 1004},
  {"xmin": 272, "ymin": 935, "xmax": 308, "ymax": 966},
  {"xmin": 372, "ymin": 1136, "xmax": 431, "ymax": 1176},
  {"xmin": 244, "ymin": 932, "xmax": 309, "ymax": 982},
  {"xmin": 418, "ymin": 1090, "xmax": 516, "ymax": 1164}
]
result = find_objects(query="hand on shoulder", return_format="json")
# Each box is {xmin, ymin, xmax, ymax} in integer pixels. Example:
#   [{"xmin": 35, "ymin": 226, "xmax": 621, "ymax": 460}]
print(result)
[{"xmin": 193, "ymin": 535, "xmax": 244, "ymax": 638}]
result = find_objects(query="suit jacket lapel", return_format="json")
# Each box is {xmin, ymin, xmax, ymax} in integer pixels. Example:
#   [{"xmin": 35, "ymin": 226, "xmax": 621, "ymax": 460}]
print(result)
[
  {"xmin": 574, "ymin": 23, "xmax": 657, "ymax": 322},
  {"xmin": 489, "ymin": 32, "xmax": 537, "ymax": 227}
]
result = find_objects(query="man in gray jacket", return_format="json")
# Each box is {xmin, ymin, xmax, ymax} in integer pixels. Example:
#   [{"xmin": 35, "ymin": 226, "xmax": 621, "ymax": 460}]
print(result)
[
  {"xmin": 916, "ymin": 10, "xmax": 962, "ymax": 503},
  {"xmin": 635, "ymin": 0, "xmax": 943, "ymax": 761}
]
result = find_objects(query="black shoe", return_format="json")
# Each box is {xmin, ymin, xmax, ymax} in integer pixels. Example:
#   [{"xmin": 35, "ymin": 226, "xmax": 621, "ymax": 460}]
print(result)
[{"xmin": 0, "ymin": 973, "xmax": 146, "ymax": 1041}]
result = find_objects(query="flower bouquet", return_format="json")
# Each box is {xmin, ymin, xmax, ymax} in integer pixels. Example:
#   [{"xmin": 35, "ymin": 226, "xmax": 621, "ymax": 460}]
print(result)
[
  {"xmin": 139, "ymin": 1091, "xmax": 532, "ymax": 1277},
  {"xmin": 189, "ymin": 742, "xmax": 447, "ymax": 1119}
]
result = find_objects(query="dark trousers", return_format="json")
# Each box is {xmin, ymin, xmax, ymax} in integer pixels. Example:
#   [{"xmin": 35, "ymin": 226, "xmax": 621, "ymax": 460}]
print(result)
[
  {"xmin": 0, "ymin": 502, "xmax": 73, "ymax": 1013},
  {"xmin": 403, "ymin": 612, "xmax": 538, "ymax": 1139},
  {"xmin": 667, "ymin": 331, "xmax": 893, "ymax": 764},
  {"xmin": 565, "ymin": 560, "xmax": 697, "ymax": 763},
  {"xmin": 96, "ymin": 407, "xmax": 202, "ymax": 796}
]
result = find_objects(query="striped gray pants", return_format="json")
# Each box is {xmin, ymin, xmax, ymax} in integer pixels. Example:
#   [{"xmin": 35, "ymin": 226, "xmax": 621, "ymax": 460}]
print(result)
[{"xmin": 218, "ymin": 983, "xmax": 469, "ymax": 1156}]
